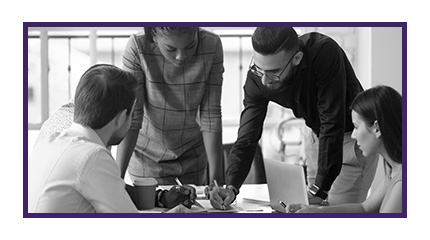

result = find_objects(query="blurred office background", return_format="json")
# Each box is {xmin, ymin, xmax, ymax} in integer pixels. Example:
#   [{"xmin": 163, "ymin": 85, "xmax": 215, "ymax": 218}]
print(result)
[{"xmin": 27, "ymin": 27, "xmax": 402, "ymax": 183}]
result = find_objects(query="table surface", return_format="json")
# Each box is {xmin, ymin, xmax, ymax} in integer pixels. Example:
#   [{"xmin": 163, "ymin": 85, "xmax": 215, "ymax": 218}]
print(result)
[{"xmin": 139, "ymin": 184, "xmax": 274, "ymax": 213}]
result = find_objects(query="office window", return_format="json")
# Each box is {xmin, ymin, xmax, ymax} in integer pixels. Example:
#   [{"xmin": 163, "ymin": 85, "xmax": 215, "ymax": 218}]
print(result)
[
  {"xmin": 27, "ymin": 27, "xmax": 356, "ymax": 132},
  {"xmin": 27, "ymin": 29, "xmax": 138, "ymax": 130},
  {"xmin": 48, "ymin": 37, "xmax": 90, "ymax": 115},
  {"xmin": 97, "ymin": 36, "xmax": 129, "ymax": 67},
  {"xmin": 28, "ymin": 37, "xmax": 41, "ymax": 125},
  {"xmin": 219, "ymin": 36, "xmax": 253, "ymax": 125},
  {"xmin": 26, "ymin": 28, "xmax": 255, "ymax": 131}
]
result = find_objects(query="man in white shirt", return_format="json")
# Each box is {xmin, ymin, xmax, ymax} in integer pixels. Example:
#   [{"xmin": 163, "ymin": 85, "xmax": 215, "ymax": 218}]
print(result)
[{"xmin": 28, "ymin": 64, "xmax": 194, "ymax": 213}]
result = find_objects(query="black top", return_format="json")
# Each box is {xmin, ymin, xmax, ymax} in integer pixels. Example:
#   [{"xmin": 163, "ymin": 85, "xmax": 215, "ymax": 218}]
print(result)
[{"xmin": 225, "ymin": 32, "xmax": 363, "ymax": 191}]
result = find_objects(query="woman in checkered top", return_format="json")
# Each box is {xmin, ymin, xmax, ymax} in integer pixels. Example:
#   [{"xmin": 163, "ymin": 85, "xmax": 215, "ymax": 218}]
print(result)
[{"xmin": 116, "ymin": 27, "xmax": 225, "ymax": 185}]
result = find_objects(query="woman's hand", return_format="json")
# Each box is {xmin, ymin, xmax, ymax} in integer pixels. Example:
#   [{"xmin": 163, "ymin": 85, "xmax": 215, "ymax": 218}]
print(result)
[{"xmin": 295, "ymin": 205, "xmax": 324, "ymax": 213}]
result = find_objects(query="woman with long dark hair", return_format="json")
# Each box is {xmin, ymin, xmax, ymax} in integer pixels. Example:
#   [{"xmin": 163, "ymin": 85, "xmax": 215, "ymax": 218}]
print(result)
[{"xmin": 294, "ymin": 85, "xmax": 402, "ymax": 213}]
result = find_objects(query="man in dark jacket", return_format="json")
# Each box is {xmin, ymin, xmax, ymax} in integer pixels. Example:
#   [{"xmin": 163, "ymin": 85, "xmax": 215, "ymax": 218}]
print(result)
[{"xmin": 209, "ymin": 27, "xmax": 378, "ymax": 209}]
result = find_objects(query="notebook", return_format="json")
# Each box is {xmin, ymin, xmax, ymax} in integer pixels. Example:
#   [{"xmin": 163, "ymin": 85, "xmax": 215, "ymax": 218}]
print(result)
[{"xmin": 263, "ymin": 158, "xmax": 309, "ymax": 213}]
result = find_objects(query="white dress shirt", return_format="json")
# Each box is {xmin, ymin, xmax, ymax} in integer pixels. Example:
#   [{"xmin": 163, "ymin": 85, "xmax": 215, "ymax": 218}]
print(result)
[{"xmin": 28, "ymin": 123, "xmax": 138, "ymax": 213}]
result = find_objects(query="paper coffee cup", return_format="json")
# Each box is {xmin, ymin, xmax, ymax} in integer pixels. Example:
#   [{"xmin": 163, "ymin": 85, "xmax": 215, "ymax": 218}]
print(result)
[{"xmin": 133, "ymin": 178, "xmax": 158, "ymax": 210}]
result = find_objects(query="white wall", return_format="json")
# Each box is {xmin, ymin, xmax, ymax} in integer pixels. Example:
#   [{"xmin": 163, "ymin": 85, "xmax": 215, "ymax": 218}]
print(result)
[
  {"xmin": 356, "ymin": 27, "xmax": 403, "ymax": 92},
  {"xmin": 356, "ymin": 28, "xmax": 372, "ymax": 89},
  {"xmin": 370, "ymin": 27, "xmax": 403, "ymax": 93}
]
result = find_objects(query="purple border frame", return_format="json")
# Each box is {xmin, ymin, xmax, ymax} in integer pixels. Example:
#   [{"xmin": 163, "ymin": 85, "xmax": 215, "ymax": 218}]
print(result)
[{"xmin": 23, "ymin": 22, "xmax": 407, "ymax": 218}]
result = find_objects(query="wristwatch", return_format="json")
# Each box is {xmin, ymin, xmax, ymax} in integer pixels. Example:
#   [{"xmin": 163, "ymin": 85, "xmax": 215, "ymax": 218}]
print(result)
[{"xmin": 309, "ymin": 184, "xmax": 328, "ymax": 200}]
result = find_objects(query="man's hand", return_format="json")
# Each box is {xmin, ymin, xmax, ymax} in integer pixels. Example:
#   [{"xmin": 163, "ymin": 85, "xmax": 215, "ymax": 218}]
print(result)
[
  {"xmin": 161, "ymin": 185, "xmax": 197, "ymax": 208},
  {"xmin": 208, "ymin": 186, "xmax": 236, "ymax": 210},
  {"xmin": 307, "ymin": 191, "xmax": 329, "ymax": 206}
]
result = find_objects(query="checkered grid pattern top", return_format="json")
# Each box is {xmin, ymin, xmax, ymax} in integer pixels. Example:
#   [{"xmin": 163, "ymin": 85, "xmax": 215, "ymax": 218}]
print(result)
[{"xmin": 122, "ymin": 28, "xmax": 224, "ymax": 162}]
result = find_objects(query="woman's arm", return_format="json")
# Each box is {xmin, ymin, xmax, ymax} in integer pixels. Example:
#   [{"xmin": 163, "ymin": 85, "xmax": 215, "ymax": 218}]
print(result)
[
  {"xmin": 363, "ymin": 179, "xmax": 402, "ymax": 213},
  {"xmin": 116, "ymin": 129, "xmax": 139, "ymax": 179},
  {"xmin": 202, "ymin": 131, "xmax": 224, "ymax": 184},
  {"xmin": 378, "ymin": 181, "xmax": 402, "ymax": 213},
  {"xmin": 116, "ymin": 35, "xmax": 144, "ymax": 179},
  {"xmin": 199, "ymin": 32, "xmax": 225, "ymax": 184},
  {"xmin": 296, "ymin": 202, "xmax": 365, "ymax": 213},
  {"xmin": 298, "ymin": 172, "xmax": 392, "ymax": 213},
  {"xmin": 361, "ymin": 177, "xmax": 388, "ymax": 213}
]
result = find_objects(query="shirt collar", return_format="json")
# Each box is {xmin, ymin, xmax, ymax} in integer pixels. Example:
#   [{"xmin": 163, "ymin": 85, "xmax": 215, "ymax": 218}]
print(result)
[{"xmin": 67, "ymin": 122, "xmax": 106, "ymax": 148}]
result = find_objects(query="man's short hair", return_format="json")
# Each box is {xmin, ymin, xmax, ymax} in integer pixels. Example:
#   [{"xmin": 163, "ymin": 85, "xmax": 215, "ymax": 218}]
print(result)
[
  {"xmin": 74, "ymin": 64, "xmax": 137, "ymax": 129},
  {"xmin": 252, "ymin": 27, "xmax": 299, "ymax": 55}
]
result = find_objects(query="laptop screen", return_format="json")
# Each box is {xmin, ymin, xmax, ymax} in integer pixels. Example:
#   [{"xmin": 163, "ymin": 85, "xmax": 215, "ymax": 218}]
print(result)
[{"xmin": 263, "ymin": 158, "xmax": 309, "ymax": 213}]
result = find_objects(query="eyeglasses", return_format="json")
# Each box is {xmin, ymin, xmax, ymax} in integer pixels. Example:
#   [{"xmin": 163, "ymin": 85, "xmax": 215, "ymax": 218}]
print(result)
[{"xmin": 249, "ymin": 51, "xmax": 297, "ymax": 82}]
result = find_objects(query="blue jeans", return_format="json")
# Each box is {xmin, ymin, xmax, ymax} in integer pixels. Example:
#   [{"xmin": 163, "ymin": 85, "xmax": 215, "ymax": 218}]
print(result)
[{"xmin": 305, "ymin": 132, "xmax": 378, "ymax": 205}]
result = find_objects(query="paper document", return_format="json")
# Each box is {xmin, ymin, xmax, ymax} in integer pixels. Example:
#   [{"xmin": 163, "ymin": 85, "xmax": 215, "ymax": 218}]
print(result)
[
  {"xmin": 242, "ymin": 198, "xmax": 270, "ymax": 205},
  {"xmin": 190, "ymin": 199, "xmax": 262, "ymax": 213}
]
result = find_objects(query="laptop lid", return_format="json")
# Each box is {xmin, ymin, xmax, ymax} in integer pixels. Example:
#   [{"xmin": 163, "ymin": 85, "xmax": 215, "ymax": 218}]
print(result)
[{"xmin": 263, "ymin": 158, "xmax": 309, "ymax": 213}]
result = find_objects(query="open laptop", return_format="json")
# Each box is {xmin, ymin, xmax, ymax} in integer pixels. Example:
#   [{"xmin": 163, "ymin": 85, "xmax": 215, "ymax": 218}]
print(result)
[{"xmin": 263, "ymin": 158, "xmax": 309, "ymax": 213}]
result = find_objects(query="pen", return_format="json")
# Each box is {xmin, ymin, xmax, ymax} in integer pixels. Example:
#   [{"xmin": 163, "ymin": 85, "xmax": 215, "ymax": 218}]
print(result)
[
  {"xmin": 214, "ymin": 179, "xmax": 226, "ymax": 210},
  {"xmin": 279, "ymin": 200, "xmax": 288, "ymax": 213},
  {"xmin": 175, "ymin": 177, "xmax": 182, "ymax": 186},
  {"xmin": 175, "ymin": 177, "xmax": 204, "ymax": 209}
]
